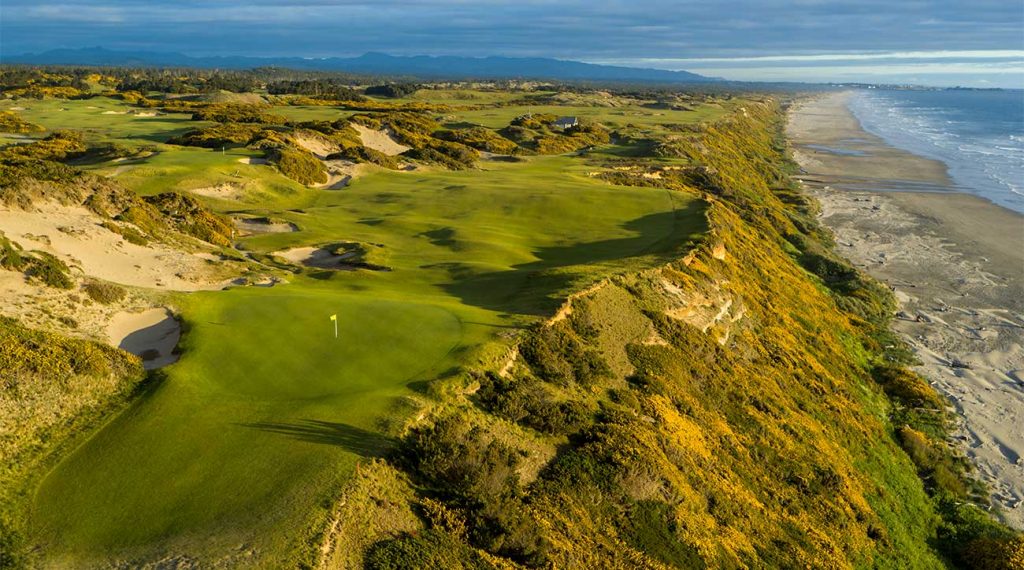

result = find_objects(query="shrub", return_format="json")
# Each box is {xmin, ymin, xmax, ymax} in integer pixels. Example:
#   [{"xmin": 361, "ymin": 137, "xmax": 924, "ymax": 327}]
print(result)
[
  {"xmin": 327, "ymin": 145, "xmax": 400, "ymax": 169},
  {"xmin": 436, "ymin": 128, "xmax": 518, "ymax": 154},
  {"xmin": 100, "ymin": 220, "xmax": 148, "ymax": 246},
  {"xmin": 0, "ymin": 235, "xmax": 26, "ymax": 271},
  {"xmin": 0, "ymin": 111, "xmax": 44, "ymax": 134},
  {"xmin": 518, "ymin": 323, "xmax": 610, "ymax": 386},
  {"xmin": 267, "ymin": 147, "xmax": 327, "ymax": 185},
  {"xmin": 365, "ymin": 530, "xmax": 492, "ymax": 570},
  {"xmin": 365, "ymin": 83, "xmax": 421, "ymax": 98},
  {"xmin": 143, "ymin": 192, "xmax": 235, "ymax": 246},
  {"xmin": 168, "ymin": 123, "xmax": 262, "ymax": 148},
  {"xmin": 0, "ymin": 130, "xmax": 86, "ymax": 163},
  {"xmin": 25, "ymin": 252, "xmax": 73, "ymax": 289},
  {"xmin": 82, "ymin": 281, "xmax": 126, "ymax": 305},
  {"xmin": 404, "ymin": 415, "xmax": 521, "ymax": 504},
  {"xmin": 873, "ymin": 365, "xmax": 945, "ymax": 409},
  {"xmin": 477, "ymin": 374, "xmax": 593, "ymax": 436}
]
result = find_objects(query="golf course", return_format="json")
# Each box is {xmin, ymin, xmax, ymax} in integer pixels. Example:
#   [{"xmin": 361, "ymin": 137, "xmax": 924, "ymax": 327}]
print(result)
[
  {"xmin": 4, "ymin": 69, "xmax": 1017, "ymax": 569},
  {"xmin": 2, "ymin": 88, "xmax": 708, "ymax": 565}
]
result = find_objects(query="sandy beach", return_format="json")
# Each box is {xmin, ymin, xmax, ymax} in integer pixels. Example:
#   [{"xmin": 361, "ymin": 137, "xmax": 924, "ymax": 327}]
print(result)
[{"xmin": 789, "ymin": 92, "xmax": 1024, "ymax": 529}]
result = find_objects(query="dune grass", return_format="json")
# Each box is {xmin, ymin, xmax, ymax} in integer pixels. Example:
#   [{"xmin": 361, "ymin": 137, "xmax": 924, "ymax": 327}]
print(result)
[{"xmin": 20, "ymin": 95, "xmax": 709, "ymax": 565}]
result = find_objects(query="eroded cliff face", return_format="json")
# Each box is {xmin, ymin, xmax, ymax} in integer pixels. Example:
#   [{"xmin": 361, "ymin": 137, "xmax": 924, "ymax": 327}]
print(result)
[{"xmin": 320, "ymin": 101, "xmax": 1020, "ymax": 570}]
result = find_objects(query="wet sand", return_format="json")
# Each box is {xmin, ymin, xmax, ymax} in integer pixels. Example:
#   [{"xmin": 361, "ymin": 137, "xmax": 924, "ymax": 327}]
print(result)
[{"xmin": 789, "ymin": 92, "xmax": 1024, "ymax": 529}]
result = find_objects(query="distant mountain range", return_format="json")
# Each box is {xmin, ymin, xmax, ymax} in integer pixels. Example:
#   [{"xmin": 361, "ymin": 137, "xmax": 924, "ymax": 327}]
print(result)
[{"xmin": 4, "ymin": 47, "xmax": 716, "ymax": 84}]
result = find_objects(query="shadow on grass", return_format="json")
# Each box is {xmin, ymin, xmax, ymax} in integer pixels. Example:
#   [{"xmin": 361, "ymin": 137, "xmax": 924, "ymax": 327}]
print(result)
[
  {"xmin": 440, "ymin": 200, "xmax": 706, "ymax": 316},
  {"xmin": 241, "ymin": 419, "xmax": 396, "ymax": 457}
]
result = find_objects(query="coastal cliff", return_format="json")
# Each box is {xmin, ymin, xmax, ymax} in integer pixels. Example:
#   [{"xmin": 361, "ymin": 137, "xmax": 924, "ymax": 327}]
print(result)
[{"xmin": 322, "ymin": 100, "xmax": 1022, "ymax": 569}]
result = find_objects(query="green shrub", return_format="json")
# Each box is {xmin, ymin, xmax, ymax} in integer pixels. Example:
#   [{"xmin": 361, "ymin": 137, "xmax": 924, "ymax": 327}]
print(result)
[
  {"xmin": 404, "ymin": 415, "xmax": 521, "ymax": 504},
  {"xmin": 518, "ymin": 322, "xmax": 610, "ymax": 387},
  {"xmin": 365, "ymin": 530, "xmax": 493, "ymax": 570},
  {"xmin": 268, "ymin": 147, "xmax": 327, "ymax": 185},
  {"xmin": 82, "ymin": 281, "xmax": 126, "ymax": 305},
  {"xmin": 436, "ymin": 128, "xmax": 518, "ymax": 154},
  {"xmin": 168, "ymin": 123, "xmax": 262, "ymax": 148},
  {"xmin": 0, "ymin": 111, "xmax": 44, "ymax": 134},
  {"xmin": 477, "ymin": 374, "xmax": 593, "ymax": 436},
  {"xmin": 143, "ymin": 192, "xmax": 234, "ymax": 246},
  {"xmin": 873, "ymin": 365, "xmax": 945, "ymax": 409},
  {"xmin": 328, "ymin": 145, "xmax": 400, "ymax": 169},
  {"xmin": 25, "ymin": 252, "xmax": 73, "ymax": 289},
  {"xmin": 100, "ymin": 220, "xmax": 148, "ymax": 246},
  {"xmin": 0, "ymin": 234, "xmax": 27, "ymax": 271},
  {"xmin": 364, "ymin": 83, "xmax": 421, "ymax": 98}
]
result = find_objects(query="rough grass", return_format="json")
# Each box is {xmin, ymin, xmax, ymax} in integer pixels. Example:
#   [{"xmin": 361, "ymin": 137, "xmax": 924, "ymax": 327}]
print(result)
[{"xmin": 0, "ymin": 317, "xmax": 144, "ymax": 568}]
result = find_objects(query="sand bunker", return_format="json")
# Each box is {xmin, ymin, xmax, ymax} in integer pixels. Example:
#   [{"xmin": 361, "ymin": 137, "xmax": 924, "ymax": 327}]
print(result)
[
  {"xmin": 314, "ymin": 160, "xmax": 362, "ymax": 190},
  {"xmin": 273, "ymin": 244, "xmax": 389, "ymax": 272},
  {"xmin": 237, "ymin": 157, "xmax": 268, "ymax": 165},
  {"xmin": 108, "ymin": 308, "xmax": 180, "ymax": 369},
  {"xmin": 233, "ymin": 216, "xmax": 298, "ymax": 236},
  {"xmin": 0, "ymin": 203, "xmax": 230, "ymax": 291},
  {"xmin": 351, "ymin": 124, "xmax": 410, "ymax": 156},
  {"xmin": 273, "ymin": 246, "xmax": 356, "ymax": 269},
  {"xmin": 189, "ymin": 182, "xmax": 246, "ymax": 201}
]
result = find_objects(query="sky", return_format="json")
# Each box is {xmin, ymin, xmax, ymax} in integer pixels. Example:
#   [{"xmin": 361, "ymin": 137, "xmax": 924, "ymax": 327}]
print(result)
[{"xmin": 1, "ymin": 0, "xmax": 1022, "ymax": 87}]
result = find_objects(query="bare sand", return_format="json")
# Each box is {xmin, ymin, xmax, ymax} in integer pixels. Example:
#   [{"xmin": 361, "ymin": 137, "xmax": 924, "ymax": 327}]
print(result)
[
  {"xmin": 189, "ymin": 182, "xmax": 247, "ymax": 201},
  {"xmin": 292, "ymin": 131, "xmax": 340, "ymax": 159},
  {"xmin": 232, "ymin": 216, "xmax": 298, "ymax": 236},
  {"xmin": 789, "ymin": 92, "xmax": 1024, "ymax": 529},
  {"xmin": 0, "ymin": 203, "xmax": 231, "ymax": 291},
  {"xmin": 314, "ymin": 160, "xmax": 365, "ymax": 190},
  {"xmin": 351, "ymin": 124, "xmax": 410, "ymax": 156},
  {"xmin": 107, "ymin": 308, "xmax": 180, "ymax": 369},
  {"xmin": 273, "ymin": 246, "xmax": 356, "ymax": 269}
]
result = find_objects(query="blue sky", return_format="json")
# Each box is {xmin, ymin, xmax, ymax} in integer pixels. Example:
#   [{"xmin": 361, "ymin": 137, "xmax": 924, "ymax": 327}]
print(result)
[{"xmin": 2, "ymin": 1, "xmax": 1022, "ymax": 87}]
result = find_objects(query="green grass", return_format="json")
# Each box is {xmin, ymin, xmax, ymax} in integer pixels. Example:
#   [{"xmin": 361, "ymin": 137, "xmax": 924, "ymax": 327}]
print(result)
[
  {"xmin": 0, "ymin": 97, "xmax": 203, "ymax": 147},
  {"xmin": 21, "ymin": 96, "xmax": 709, "ymax": 565},
  {"xmin": 31, "ymin": 288, "xmax": 464, "ymax": 565}
]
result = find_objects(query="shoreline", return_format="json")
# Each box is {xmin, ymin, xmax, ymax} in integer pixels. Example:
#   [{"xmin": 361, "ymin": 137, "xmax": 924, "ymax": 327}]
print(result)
[{"xmin": 788, "ymin": 92, "xmax": 1024, "ymax": 530}]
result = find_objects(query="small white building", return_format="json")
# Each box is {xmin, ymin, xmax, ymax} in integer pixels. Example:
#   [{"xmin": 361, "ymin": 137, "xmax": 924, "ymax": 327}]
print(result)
[{"xmin": 553, "ymin": 116, "xmax": 579, "ymax": 130}]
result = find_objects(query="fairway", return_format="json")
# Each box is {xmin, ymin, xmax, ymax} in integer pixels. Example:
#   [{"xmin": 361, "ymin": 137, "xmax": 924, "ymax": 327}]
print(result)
[{"xmin": 20, "ymin": 98, "xmax": 708, "ymax": 565}]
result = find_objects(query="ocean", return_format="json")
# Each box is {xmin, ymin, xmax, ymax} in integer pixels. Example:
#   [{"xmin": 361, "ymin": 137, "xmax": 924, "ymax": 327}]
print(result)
[{"xmin": 848, "ymin": 88, "xmax": 1024, "ymax": 214}]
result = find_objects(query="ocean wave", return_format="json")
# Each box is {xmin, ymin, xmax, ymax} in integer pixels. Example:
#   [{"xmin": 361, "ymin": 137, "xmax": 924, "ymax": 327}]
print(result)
[{"xmin": 849, "ymin": 90, "xmax": 1024, "ymax": 213}]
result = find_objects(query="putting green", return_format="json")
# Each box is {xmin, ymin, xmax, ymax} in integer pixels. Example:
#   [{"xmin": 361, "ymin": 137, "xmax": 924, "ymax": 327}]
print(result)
[
  {"xmin": 32, "ymin": 289, "xmax": 464, "ymax": 563},
  {"xmin": 22, "ymin": 98, "xmax": 710, "ymax": 565}
]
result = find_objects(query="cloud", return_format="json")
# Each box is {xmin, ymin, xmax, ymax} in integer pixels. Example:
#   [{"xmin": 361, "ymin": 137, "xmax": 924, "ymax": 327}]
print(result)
[{"xmin": 1, "ymin": 0, "xmax": 1021, "ymax": 86}]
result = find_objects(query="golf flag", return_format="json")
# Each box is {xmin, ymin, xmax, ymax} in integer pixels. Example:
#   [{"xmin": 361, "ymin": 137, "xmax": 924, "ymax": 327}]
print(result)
[
  {"xmin": 330, "ymin": 314, "xmax": 337, "ymax": 321},
  {"xmin": 330, "ymin": 314, "xmax": 338, "ymax": 338}
]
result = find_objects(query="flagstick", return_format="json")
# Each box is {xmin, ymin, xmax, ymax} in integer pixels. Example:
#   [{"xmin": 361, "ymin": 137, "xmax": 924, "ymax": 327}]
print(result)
[{"xmin": 334, "ymin": 318, "xmax": 338, "ymax": 339}]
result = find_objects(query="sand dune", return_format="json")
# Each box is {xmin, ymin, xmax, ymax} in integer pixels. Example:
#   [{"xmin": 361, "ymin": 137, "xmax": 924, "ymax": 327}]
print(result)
[
  {"xmin": 351, "ymin": 124, "xmax": 410, "ymax": 156},
  {"xmin": 0, "ymin": 203, "xmax": 231, "ymax": 291}
]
